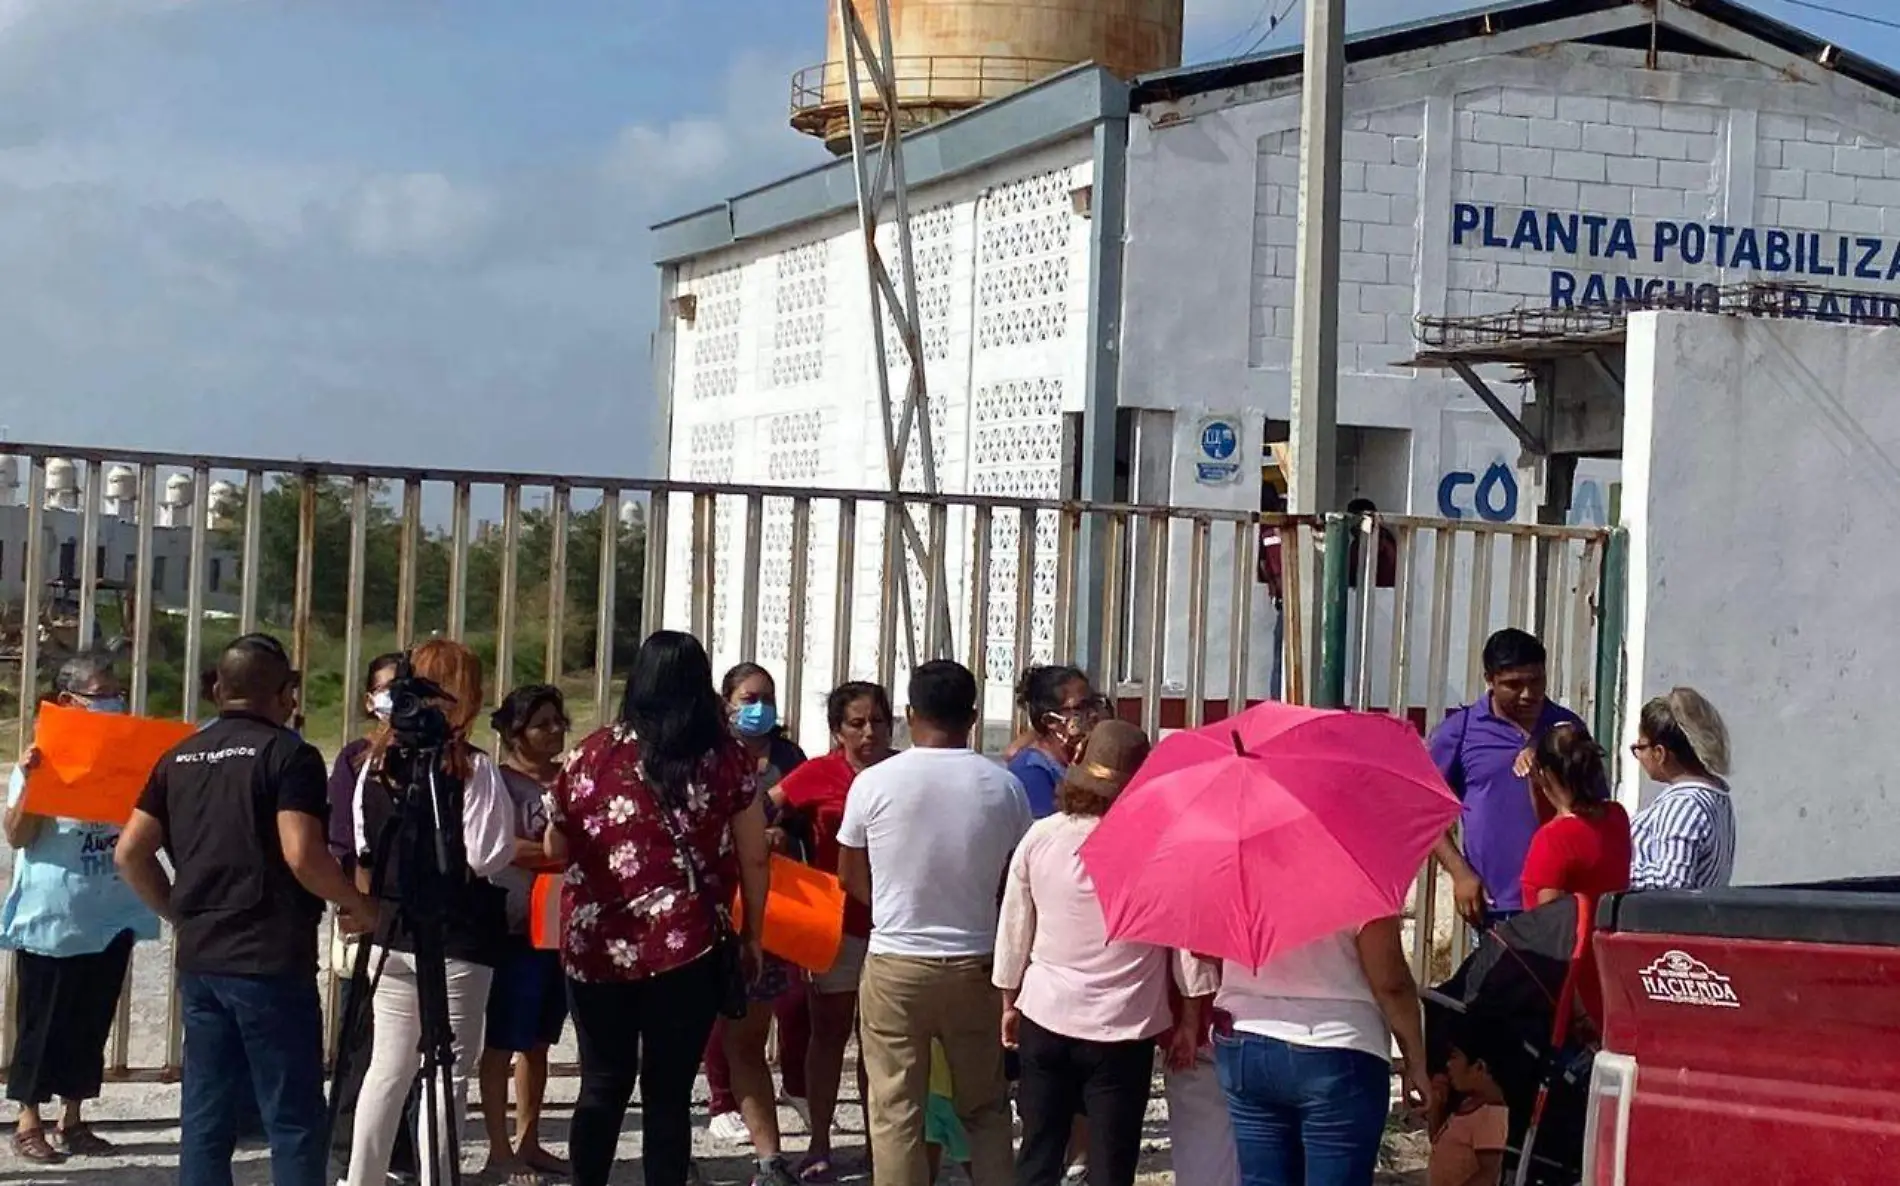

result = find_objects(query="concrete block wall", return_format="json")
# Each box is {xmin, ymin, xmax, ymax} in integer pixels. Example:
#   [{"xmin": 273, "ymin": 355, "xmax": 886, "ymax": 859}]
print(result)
[
  {"xmin": 1252, "ymin": 108, "xmax": 1425, "ymax": 374},
  {"xmin": 1447, "ymin": 89, "xmax": 1728, "ymax": 318}
]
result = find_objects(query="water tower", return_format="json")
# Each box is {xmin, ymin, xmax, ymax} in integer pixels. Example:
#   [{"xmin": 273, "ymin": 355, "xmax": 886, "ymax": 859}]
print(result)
[{"xmin": 790, "ymin": 0, "xmax": 1184, "ymax": 152}]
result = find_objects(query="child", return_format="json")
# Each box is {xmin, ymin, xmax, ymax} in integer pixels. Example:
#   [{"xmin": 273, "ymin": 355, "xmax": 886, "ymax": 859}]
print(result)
[
  {"xmin": 1429, "ymin": 1024, "xmax": 1512, "ymax": 1186},
  {"xmin": 923, "ymin": 1040, "xmax": 970, "ymax": 1184}
]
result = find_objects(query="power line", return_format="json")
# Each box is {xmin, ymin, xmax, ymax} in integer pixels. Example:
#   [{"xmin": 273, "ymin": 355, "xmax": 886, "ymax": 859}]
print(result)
[
  {"xmin": 1239, "ymin": 0, "xmax": 1303, "ymax": 58},
  {"xmin": 1779, "ymin": 0, "xmax": 1900, "ymax": 33}
]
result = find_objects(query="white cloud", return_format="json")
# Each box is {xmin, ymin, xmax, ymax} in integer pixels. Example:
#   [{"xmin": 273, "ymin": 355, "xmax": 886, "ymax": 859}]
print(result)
[
  {"xmin": 343, "ymin": 172, "xmax": 497, "ymax": 259},
  {"xmin": 0, "ymin": 23, "xmax": 824, "ymax": 475}
]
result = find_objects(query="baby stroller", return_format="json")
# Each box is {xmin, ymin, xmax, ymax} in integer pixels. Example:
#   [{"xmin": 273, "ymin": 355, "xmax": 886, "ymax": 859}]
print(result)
[{"xmin": 1424, "ymin": 896, "xmax": 1600, "ymax": 1186}]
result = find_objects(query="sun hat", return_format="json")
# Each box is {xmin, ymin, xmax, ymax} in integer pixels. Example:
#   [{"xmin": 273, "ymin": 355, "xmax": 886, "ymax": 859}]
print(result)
[{"xmin": 1061, "ymin": 718, "xmax": 1152, "ymax": 802}]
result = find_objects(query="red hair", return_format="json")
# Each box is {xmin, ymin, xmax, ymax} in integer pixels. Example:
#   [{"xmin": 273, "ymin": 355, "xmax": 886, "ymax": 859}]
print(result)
[{"xmin": 368, "ymin": 638, "xmax": 485, "ymax": 779}]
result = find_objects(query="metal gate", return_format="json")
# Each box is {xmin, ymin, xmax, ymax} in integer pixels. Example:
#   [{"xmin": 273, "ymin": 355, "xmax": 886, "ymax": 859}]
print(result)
[{"xmin": 0, "ymin": 441, "xmax": 1611, "ymax": 1079}]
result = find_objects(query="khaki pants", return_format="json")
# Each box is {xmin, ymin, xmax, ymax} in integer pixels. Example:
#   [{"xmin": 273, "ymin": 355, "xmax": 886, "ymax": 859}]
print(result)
[{"xmin": 858, "ymin": 953, "xmax": 1013, "ymax": 1186}]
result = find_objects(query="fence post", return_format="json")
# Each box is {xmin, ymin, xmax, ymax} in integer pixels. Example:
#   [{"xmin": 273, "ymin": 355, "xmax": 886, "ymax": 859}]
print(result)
[
  {"xmin": 1593, "ymin": 526, "xmax": 1629, "ymax": 749},
  {"xmin": 1316, "ymin": 512, "xmax": 1351, "ymax": 708}
]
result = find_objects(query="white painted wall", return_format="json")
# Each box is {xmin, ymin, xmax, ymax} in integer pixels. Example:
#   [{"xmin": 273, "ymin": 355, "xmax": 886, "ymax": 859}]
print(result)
[
  {"xmin": 1621, "ymin": 311, "xmax": 1900, "ymax": 884},
  {"xmin": 1118, "ymin": 28, "xmax": 1900, "ymax": 710},
  {"xmin": 660, "ymin": 137, "xmax": 1095, "ymax": 750}
]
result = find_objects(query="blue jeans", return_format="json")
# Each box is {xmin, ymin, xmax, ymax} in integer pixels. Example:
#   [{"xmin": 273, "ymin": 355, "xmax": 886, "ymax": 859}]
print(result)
[
  {"xmin": 1214, "ymin": 1031, "xmax": 1391, "ymax": 1186},
  {"xmin": 179, "ymin": 971, "xmax": 328, "ymax": 1186}
]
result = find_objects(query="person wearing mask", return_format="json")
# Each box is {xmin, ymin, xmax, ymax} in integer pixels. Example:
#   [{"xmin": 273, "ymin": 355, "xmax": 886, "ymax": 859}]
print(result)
[
  {"xmin": 1214, "ymin": 917, "xmax": 1431, "ymax": 1186},
  {"xmin": 840, "ymin": 659, "xmax": 1032, "ymax": 1186},
  {"xmin": 1629, "ymin": 688, "xmax": 1736, "ymax": 891},
  {"xmin": 479, "ymin": 684, "xmax": 572, "ymax": 1184},
  {"xmin": 995, "ymin": 719, "xmax": 1215, "ymax": 1186},
  {"xmin": 327, "ymin": 652, "xmax": 403, "ymax": 869},
  {"xmin": 116, "ymin": 633, "xmax": 379, "ymax": 1186},
  {"xmin": 1428, "ymin": 629, "xmax": 1585, "ymax": 931},
  {"xmin": 1, "ymin": 655, "xmax": 159, "ymax": 1163},
  {"xmin": 706, "ymin": 664, "xmax": 812, "ymax": 1175},
  {"xmin": 771, "ymin": 680, "xmax": 896, "ymax": 1182},
  {"xmin": 346, "ymin": 639, "xmax": 516, "ymax": 1186},
  {"xmin": 324, "ymin": 652, "xmax": 415, "ymax": 1175},
  {"xmin": 1007, "ymin": 666, "xmax": 1107, "ymax": 821},
  {"xmin": 544, "ymin": 631, "xmax": 771, "ymax": 1186}
]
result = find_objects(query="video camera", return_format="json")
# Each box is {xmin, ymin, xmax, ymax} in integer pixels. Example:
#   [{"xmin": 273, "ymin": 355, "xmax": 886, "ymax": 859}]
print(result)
[{"xmin": 383, "ymin": 655, "xmax": 453, "ymax": 753}]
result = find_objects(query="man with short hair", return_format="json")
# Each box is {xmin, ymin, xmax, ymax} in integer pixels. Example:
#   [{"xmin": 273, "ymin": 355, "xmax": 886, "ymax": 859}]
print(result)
[
  {"xmin": 116, "ymin": 633, "xmax": 377, "ymax": 1186},
  {"xmin": 1428, "ymin": 628, "xmax": 1586, "ymax": 930},
  {"xmin": 839, "ymin": 660, "xmax": 1032, "ymax": 1186}
]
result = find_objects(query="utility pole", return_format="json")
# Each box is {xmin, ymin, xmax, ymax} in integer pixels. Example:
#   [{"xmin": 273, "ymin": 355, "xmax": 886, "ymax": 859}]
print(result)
[
  {"xmin": 1289, "ymin": 0, "xmax": 1346, "ymax": 704},
  {"xmin": 1288, "ymin": 0, "xmax": 1344, "ymax": 516}
]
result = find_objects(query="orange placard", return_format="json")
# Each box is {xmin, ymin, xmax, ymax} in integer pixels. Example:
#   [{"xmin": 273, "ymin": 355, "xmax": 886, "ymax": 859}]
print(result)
[
  {"xmin": 739, "ymin": 855, "xmax": 847, "ymax": 974},
  {"xmin": 22, "ymin": 702, "xmax": 197, "ymax": 827},
  {"xmin": 530, "ymin": 872, "xmax": 561, "ymax": 951}
]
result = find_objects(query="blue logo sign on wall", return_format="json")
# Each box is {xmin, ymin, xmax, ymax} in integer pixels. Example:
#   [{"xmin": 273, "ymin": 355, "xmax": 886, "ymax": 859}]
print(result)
[{"xmin": 1196, "ymin": 418, "xmax": 1242, "ymax": 485}]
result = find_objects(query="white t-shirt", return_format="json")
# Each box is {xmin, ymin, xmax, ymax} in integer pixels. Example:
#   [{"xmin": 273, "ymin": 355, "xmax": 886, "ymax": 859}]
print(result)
[
  {"xmin": 837, "ymin": 746, "xmax": 1033, "ymax": 958},
  {"xmin": 1216, "ymin": 926, "xmax": 1391, "ymax": 1063}
]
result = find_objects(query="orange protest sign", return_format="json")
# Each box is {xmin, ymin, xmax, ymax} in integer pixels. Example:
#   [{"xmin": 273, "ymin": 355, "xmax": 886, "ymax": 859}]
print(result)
[
  {"xmin": 22, "ymin": 702, "xmax": 197, "ymax": 827},
  {"xmin": 738, "ymin": 855, "xmax": 847, "ymax": 974},
  {"xmin": 530, "ymin": 872, "xmax": 561, "ymax": 951}
]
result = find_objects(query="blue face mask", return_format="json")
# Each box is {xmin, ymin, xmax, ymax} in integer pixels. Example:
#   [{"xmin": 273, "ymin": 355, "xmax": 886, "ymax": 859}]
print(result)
[
  {"xmin": 734, "ymin": 701, "xmax": 778, "ymax": 738},
  {"xmin": 83, "ymin": 695, "xmax": 127, "ymax": 716}
]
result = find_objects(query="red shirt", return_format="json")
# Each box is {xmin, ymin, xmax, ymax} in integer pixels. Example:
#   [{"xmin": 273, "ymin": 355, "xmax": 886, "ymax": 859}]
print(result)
[
  {"xmin": 548, "ymin": 725, "xmax": 757, "ymax": 983},
  {"xmin": 776, "ymin": 750, "xmax": 872, "ymax": 938},
  {"xmin": 1521, "ymin": 804, "xmax": 1631, "ymax": 1026},
  {"xmin": 1519, "ymin": 803, "xmax": 1634, "ymax": 908}
]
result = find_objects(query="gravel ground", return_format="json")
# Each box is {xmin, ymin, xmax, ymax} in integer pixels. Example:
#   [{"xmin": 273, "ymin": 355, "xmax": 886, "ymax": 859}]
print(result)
[{"xmin": 7, "ymin": 1069, "xmax": 1429, "ymax": 1186}]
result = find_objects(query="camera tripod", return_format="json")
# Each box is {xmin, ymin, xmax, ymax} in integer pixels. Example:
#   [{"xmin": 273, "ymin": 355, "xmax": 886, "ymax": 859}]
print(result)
[{"xmin": 327, "ymin": 741, "xmax": 469, "ymax": 1186}]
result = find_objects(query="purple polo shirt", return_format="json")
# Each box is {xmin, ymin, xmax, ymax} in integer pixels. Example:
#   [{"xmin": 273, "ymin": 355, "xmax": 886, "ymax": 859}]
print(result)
[{"xmin": 1428, "ymin": 696, "xmax": 1584, "ymax": 914}]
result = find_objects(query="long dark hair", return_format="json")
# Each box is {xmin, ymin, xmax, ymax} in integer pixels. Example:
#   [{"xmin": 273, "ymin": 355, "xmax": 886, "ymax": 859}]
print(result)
[{"xmin": 621, "ymin": 631, "xmax": 727, "ymax": 801}]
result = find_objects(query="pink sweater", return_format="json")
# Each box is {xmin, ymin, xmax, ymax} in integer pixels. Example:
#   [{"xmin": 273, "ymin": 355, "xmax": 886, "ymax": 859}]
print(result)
[{"xmin": 993, "ymin": 813, "xmax": 1219, "ymax": 1042}]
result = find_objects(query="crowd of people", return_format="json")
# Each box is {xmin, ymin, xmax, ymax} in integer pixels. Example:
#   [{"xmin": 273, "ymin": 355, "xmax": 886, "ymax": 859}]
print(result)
[{"xmin": 0, "ymin": 619, "xmax": 1738, "ymax": 1186}]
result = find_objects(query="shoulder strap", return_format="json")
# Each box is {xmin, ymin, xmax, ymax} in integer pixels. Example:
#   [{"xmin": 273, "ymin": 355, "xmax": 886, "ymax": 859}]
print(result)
[{"xmin": 614, "ymin": 736, "xmax": 734, "ymax": 939}]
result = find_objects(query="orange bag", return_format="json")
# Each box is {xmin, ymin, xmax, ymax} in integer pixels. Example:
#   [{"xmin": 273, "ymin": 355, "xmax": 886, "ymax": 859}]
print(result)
[
  {"xmin": 738, "ymin": 855, "xmax": 847, "ymax": 974},
  {"xmin": 529, "ymin": 872, "xmax": 561, "ymax": 952},
  {"xmin": 23, "ymin": 702, "xmax": 197, "ymax": 827},
  {"xmin": 531, "ymin": 857, "xmax": 847, "ymax": 972}
]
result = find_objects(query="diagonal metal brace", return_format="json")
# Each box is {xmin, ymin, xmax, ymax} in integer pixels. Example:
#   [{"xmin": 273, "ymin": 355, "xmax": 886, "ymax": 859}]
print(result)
[{"xmin": 1449, "ymin": 359, "xmax": 1545, "ymax": 455}]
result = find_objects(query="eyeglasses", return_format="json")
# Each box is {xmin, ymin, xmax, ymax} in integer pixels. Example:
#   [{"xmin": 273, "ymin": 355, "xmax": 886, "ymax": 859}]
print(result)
[{"xmin": 1629, "ymin": 741, "xmax": 1658, "ymax": 757}]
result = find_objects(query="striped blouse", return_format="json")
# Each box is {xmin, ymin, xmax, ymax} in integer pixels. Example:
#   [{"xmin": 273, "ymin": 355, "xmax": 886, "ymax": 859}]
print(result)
[{"xmin": 1629, "ymin": 779, "xmax": 1737, "ymax": 891}]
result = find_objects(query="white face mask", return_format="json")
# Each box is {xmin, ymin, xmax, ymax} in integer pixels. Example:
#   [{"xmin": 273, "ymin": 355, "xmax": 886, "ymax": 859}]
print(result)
[{"xmin": 369, "ymin": 689, "xmax": 394, "ymax": 722}]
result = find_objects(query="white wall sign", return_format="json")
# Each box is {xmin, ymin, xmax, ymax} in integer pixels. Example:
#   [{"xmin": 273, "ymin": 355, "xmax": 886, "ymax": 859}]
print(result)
[{"xmin": 1194, "ymin": 417, "xmax": 1242, "ymax": 485}]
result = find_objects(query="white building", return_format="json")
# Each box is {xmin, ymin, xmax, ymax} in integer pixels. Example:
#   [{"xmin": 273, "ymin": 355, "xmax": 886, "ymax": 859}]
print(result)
[
  {"xmin": 0, "ymin": 459, "xmax": 242, "ymax": 619},
  {"xmin": 651, "ymin": 0, "xmax": 1900, "ymax": 728}
]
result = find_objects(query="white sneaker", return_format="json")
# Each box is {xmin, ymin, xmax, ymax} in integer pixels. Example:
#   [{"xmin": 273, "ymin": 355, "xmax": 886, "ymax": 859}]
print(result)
[{"xmin": 709, "ymin": 1110, "xmax": 751, "ymax": 1144}]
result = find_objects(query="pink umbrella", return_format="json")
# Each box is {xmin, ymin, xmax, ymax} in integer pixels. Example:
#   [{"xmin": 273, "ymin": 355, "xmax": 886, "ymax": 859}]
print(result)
[{"xmin": 1079, "ymin": 701, "xmax": 1460, "ymax": 969}]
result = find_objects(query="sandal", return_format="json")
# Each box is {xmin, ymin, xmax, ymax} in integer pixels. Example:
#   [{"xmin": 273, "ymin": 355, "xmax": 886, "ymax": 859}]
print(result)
[
  {"xmin": 11, "ymin": 1129, "xmax": 64, "ymax": 1163},
  {"xmin": 795, "ymin": 1154, "xmax": 838, "ymax": 1184},
  {"xmin": 56, "ymin": 1124, "xmax": 114, "ymax": 1156}
]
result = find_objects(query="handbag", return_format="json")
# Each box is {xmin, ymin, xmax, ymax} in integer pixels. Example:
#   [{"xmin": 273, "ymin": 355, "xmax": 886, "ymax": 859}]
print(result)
[{"xmin": 635, "ymin": 757, "xmax": 751, "ymax": 1020}]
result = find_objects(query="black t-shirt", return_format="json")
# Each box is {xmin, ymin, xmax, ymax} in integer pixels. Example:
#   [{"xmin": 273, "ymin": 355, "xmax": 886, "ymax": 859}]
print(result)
[{"xmin": 137, "ymin": 711, "xmax": 329, "ymax": 977}]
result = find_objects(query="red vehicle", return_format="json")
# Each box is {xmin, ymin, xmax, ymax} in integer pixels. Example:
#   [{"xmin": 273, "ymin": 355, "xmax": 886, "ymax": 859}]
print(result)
[{"xmin": 1586, "ymin": 880, "xmax": 1900, "ymax": 1184}]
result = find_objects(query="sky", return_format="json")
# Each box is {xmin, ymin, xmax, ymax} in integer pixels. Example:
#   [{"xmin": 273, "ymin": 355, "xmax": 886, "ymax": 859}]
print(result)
[{"xmin": 0, "ymin": 0, "xmax": 1888, "ymax": 478}]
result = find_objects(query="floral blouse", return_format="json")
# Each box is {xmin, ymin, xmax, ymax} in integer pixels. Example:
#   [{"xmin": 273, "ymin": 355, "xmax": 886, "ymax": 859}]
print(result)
[{"xmin": 547, "ymin": 723, "xmax": 758, "ymax": 983}]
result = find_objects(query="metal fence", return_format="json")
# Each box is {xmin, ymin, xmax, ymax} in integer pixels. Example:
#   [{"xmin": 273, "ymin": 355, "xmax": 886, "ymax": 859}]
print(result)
[{"xmin": 0, "ymin": 441, "xmax": 1612, "ymax": 1080}]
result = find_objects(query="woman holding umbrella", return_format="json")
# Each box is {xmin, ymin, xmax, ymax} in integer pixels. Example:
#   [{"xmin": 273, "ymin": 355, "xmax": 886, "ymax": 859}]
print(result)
[
  {"xmin": 1076, "ymin": 701, "xmax": 1455, "ymax": 1186},
  {"xmin": 1214, "ymin": 920, "xmax": 1431, "ymax": 1186}
]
